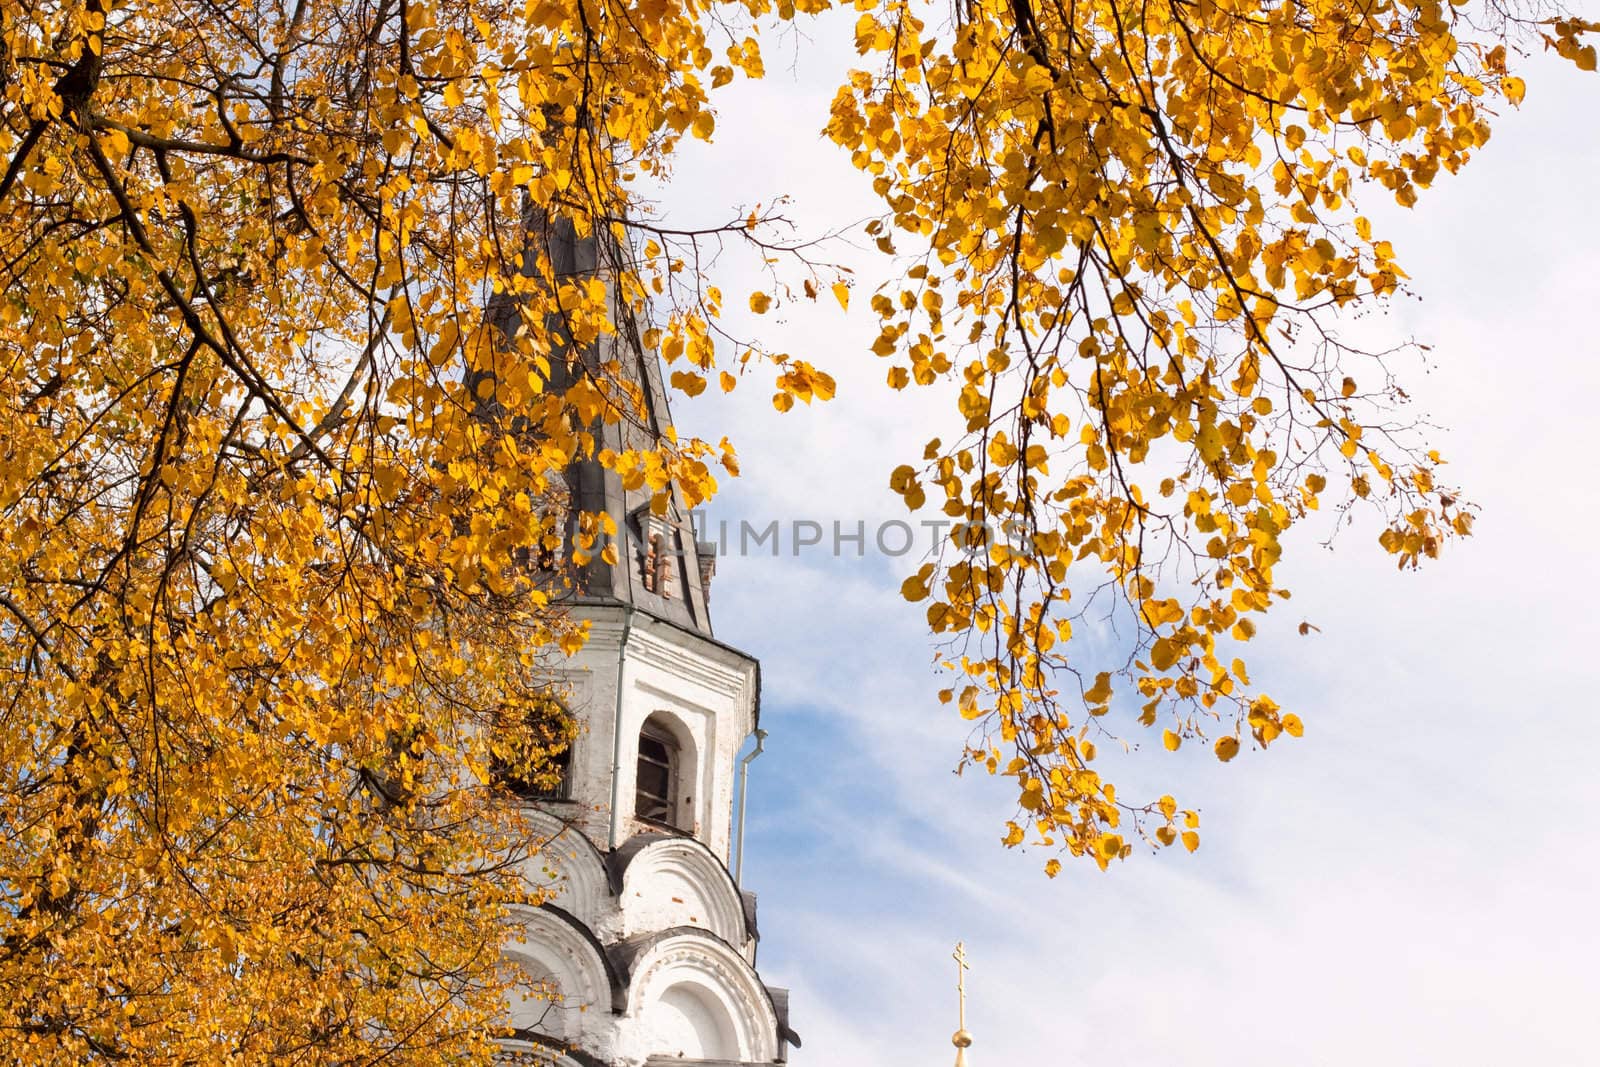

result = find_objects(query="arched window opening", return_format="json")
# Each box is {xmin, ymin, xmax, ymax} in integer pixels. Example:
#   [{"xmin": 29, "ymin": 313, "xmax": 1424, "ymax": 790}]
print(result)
[
  {"xmin": 635, "ymin": 722, "xmax": 677, "ymax": 824},
  {"xmin": 492, "ymin": 694, "xmax": 576, "ymax": 802},
  {"xmin": 635, "ymin": 712, "xmax": 699, "ymax": 834}
]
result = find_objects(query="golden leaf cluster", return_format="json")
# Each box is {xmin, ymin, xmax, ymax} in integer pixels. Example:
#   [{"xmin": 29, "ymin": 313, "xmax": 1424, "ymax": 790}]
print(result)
[{"xmin": 829, "ymin": 0, "xmax": 1593, "ymax": 868}]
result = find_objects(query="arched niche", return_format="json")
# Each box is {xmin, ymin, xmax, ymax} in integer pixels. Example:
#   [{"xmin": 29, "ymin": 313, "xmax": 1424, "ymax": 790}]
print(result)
[
  {"xmin": 625, "ymin": 931, "xmax": 778, "ymax": 1063},
  {"xmin": 617, "ymin": 834, "xmax": 748, "ymax": 947},
  {"xmin": 501, "ymin": 955, "xmax": 565, "ymax": 1041},
  {"xmin": 646, "ymin": 981, "xmax": 740, "ymax": 1060},
  {"xmin": 518, "ymin": 808, "xmax": 611, "ymax": 929},
  {"xmin": 503, "ymin": 907, "xmax": 615, "ymax": 1043},
  {"xmin": 634, "ymin": 710, "xmax": 700, "ymax": 836}
]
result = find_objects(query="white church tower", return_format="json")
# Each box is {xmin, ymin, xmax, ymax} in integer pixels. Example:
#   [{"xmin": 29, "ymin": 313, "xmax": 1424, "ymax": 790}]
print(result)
[{"xmin": 490, "ymin": 216, "xmax": 799, "ymax": 1067}]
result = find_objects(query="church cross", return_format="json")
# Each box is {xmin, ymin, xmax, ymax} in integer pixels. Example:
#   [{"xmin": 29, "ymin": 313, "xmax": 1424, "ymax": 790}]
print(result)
[{"xmin": 953, "ymin": 941, "xmax": 969, "ymax": 1031}]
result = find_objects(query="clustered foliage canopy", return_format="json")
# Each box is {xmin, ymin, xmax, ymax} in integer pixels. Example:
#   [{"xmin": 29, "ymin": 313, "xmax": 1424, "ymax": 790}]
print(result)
[{"xmin": 0, "ymin": 0, "xmax": 1591, "ymax": 1057}]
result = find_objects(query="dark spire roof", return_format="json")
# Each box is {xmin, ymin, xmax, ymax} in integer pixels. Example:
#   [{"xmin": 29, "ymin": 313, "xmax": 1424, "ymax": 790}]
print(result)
[{"xmin": 488, "ymin": 211, "xmax": 717, "ymax": 638}]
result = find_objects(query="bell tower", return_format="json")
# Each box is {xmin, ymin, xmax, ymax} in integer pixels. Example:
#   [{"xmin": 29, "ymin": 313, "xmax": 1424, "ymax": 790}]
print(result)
[{"xmin": 490, "ymin": 215, "xmax": 798, "ymax": 1067}]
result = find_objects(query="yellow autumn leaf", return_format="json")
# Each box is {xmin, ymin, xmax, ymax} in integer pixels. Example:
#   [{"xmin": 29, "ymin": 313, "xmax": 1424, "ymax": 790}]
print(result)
[
  {"xmin": 900, "ymin": 573, "xmax": 930, "ymax": 602},
  {"xmin": 669, "ymin": 370, "xmax": 707, "ymax": 396}
]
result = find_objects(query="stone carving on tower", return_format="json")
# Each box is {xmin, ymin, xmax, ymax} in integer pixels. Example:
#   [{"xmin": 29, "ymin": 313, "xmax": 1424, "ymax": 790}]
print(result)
[{"xmin": 485, "ymin": 212, "xmax": 798, "ymax": 1067}]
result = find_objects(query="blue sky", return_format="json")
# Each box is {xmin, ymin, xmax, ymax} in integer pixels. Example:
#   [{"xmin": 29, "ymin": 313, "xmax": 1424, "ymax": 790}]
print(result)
[{"xmin": 648, "ymin": 21, "xmax": 1600, "ymax": 1066}]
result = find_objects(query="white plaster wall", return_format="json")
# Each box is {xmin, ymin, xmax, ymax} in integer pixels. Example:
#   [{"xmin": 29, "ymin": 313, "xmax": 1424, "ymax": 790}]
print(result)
[
  {"xmin": 551, "ymin": 632, "xmax": 621, "ymax": 848},
  {"xmin": 622, "ymin": 865, "xmax": 733, "ymax": 942}
]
